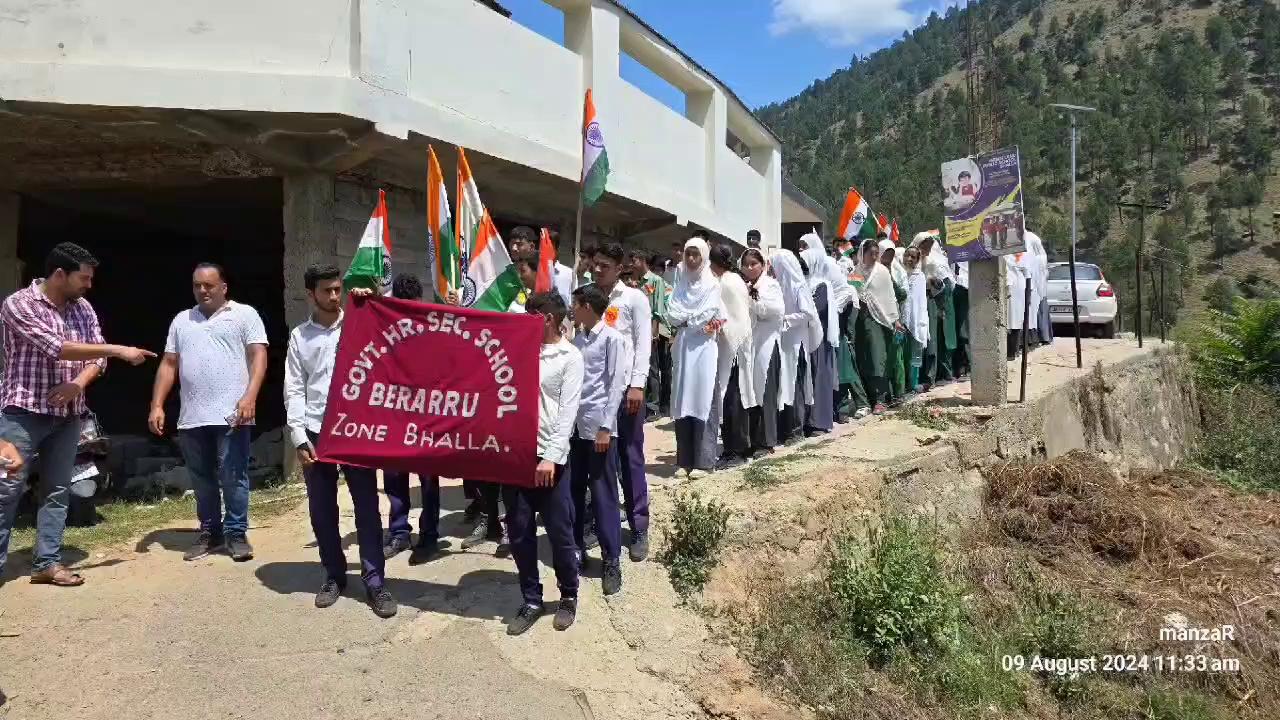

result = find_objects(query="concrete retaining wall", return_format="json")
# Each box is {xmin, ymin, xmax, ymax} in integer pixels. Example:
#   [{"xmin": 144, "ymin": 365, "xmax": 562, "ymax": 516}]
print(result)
[{"xmin": 881, "ymin": 347, "xmax": 1200, "ymax": 524}]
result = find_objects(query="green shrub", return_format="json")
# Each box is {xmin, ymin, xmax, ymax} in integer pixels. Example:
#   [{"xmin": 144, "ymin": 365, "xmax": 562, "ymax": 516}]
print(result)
[
  {"xmin": 741, "ymin": 452, "xmax": 813, "ymax": 488},
  {"xmin": 827, "ymin": 515, "xmax": 961, "ymax": 664},
  {"xmin": 898, "ymin": 402, "xmax": 951, "ymax": 431},
  {"xmin": 1195, "ymin": 384, "xmax": 1280, "ymax": 491},
  {"xmin": 659, "ymin": 491, "xmax": 732, "ymax": 598},
  {"xmin": 1184, "ymin": 298, "xmax": 1280, "ymax": 390}
]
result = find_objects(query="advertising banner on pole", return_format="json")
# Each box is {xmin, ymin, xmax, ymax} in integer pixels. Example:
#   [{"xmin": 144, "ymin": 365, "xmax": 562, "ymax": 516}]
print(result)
[
  {"xmin": 316, "ymin": 295, "xmax": 541, "ymax": 487},
  {"xmin": 941, "ymin": 146, "xmax": 1027, "ymax": 262}
]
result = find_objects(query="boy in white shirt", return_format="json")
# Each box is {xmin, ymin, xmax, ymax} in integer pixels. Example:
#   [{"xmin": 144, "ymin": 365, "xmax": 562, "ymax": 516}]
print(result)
[{"xmin": 504, "ymin": 291, "xmax": 585, "ymax": 635}]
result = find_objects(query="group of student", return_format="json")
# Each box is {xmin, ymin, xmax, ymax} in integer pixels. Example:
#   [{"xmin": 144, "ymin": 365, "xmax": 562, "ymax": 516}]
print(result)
[{"xmin": 581, "ymin": 228, "xmax": 973, "ymax": 478}]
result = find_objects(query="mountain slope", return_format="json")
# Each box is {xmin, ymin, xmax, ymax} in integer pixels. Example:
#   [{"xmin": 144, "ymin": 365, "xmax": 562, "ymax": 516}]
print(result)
[{"xmin": 760, "ymin": 0, "xmax": 1280, "ymax": 330}]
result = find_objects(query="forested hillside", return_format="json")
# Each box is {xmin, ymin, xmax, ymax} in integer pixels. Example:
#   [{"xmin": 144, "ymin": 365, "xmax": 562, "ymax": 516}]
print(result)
[{"xmin": 759, "ymin": 0, "xmax": 1280, "ymax": 329}]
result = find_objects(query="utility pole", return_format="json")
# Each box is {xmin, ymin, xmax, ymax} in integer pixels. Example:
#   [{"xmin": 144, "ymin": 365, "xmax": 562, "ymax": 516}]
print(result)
[
  {"xmin": 1117, "ymin": 199, "xmax": 1169, "ymax": 349},
  {"xmin": 1050, "ymin": 103, "xmax": 1096, "ymax": 368}
]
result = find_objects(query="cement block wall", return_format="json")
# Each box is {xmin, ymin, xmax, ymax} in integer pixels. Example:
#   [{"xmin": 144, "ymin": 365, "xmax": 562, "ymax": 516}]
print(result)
[{"xmin": 881, "ymin": 347, "xmax": 1201, "ymax": 525}]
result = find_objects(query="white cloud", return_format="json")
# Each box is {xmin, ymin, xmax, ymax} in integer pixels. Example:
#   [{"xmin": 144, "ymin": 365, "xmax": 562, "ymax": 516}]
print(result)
[{"xmin": 768, "ymin": 0, "xmax": 925, "ymax": 47}]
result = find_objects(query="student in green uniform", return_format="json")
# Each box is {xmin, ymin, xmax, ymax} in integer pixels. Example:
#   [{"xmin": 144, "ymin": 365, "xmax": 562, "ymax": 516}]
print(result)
[{"xmin": 853, "ymin": 238, "xmax": 902, "ymax": 414}]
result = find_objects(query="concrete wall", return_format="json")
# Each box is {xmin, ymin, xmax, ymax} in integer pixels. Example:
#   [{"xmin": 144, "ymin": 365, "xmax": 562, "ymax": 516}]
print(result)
[
  {"xmin": 0, "ymin": 0, "xmax": 781, "ymax": 248},
  {"xmin": 881, "ymin": 348, "xmax": 1201, "ymax": 525}
]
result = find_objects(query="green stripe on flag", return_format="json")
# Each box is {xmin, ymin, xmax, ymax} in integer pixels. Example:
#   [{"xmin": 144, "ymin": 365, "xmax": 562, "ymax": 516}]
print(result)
[
  {"xmin": 583, "ymin": 150, "xmax": 609, "ymax": 207},
  {"xmin": 471, "ymin": 265, "xmax": 525, "ymax": 312}
]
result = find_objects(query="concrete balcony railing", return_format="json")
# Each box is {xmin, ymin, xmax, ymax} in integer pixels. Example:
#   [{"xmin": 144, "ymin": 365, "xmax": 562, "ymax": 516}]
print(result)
[{"xmin": 0, "ymin": 0, "xmax": 782, "ymax": 245}]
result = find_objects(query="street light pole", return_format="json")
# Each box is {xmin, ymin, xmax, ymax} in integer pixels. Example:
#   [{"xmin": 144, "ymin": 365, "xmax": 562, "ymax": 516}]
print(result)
[{"xmin": 1051, "ymin": 103, "xmax": 1096, "ymax": 369}]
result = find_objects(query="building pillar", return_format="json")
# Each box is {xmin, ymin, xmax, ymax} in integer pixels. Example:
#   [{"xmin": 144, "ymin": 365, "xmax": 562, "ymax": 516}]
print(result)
[
  {"xmin": 282, "ymin": 173, "xmax": 336, "ymax": 329},
  {"xmin": 751, "ymin": 147, "xmax": 783, "ymax": 251},
  {"xmin": 0, "ymin": 193, "xmax": 21, "ymax": 299},
  {"xmin": 968, "ymin": 257, "xmax": 1009, "ymax": 406}
]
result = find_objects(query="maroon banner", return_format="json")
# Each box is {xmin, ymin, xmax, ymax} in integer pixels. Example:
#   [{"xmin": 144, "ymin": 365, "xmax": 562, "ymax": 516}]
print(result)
[{"xmin": 317, "ymin": 295, "xmax": 541, "ymax": 487}]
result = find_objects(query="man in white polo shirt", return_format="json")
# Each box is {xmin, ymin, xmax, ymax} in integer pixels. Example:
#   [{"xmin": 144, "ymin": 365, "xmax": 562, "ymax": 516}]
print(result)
[{"xmin": 149, "ymin": 263, "xmax": 268, "ymax": 564}]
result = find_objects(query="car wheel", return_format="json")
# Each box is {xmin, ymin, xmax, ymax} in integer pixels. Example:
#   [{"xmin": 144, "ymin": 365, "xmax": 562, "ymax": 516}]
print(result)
[{"xmin": 1100, "ymin": 321, "xmax": 1115, "ymax": 340}]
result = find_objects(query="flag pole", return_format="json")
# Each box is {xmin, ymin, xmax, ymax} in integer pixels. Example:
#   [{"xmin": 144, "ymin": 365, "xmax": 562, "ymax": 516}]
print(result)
[{"xmin": 574, "ymin": 93, "xmax": 586, "ymax": 272}]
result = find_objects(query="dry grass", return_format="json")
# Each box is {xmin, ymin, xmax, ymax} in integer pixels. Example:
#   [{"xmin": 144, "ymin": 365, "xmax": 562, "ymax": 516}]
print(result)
[{"xmin": 979, "ymin": 451, "xmax": 1280, "ymax": 717}]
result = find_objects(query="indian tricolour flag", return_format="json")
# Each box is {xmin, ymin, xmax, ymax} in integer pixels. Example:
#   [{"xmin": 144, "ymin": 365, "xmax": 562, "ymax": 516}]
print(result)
[
  {"xmin": 344, "ymin": 188, "xmax": 392, "ymax": 295},
  {"xmin": 427, "ymin": 146, "xmax": 460, "ymax": 303},
  {"xmin": 457, "ymin": 147, "xmax": 522, "ymax": 312},
  {"xmin": 581, "ymin": 88, "xmax": 609, "ymax": 207},
  {"xmin": 836, "ymin": 187, "xmax": 879, "ymax": 242}
]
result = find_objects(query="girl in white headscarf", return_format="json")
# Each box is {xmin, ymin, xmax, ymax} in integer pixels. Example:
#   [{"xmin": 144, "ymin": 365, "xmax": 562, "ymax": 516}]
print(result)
[
  {"xmin": 1026, "ymin": 230, "xmax": 1053, "ymax": 346},
  {"xmin": 854, "ymin": 238, "xmax": 902, "ymax": 413},
  {"xmin": 911, "ymin": 232, "xmax": 957, "ymax": 387},
  {"xmin": 768, "ymin": 249, "xmax": 820, "ymax": 444},
  {"xmin": 902, "ymin": 246, "xmax": 931, "ymax": 393},
  {"xmin": 952, "ymin": 259, "xmax": 971, "ymax": 377},
  {"xmin": 1005, "ymin": 244, "xmax": 1040, "ymax": 360},
  {"xmin": 667, "ymin": 238, "xmax": 726, "ymax": 479},
  {"xmin": 879, "ymin": 238, "xmax": 909, "ymax": 403},
  {"xmin": 741, "ymin": 248, "xmax": 784, "ymax": 455},
  {"xmin": 799, "ymin": 241, "xmax": 837, "ymax": 435},
  {"xmin": 704, "ymin": 243, "xmax": 756, "ymax": 470}
]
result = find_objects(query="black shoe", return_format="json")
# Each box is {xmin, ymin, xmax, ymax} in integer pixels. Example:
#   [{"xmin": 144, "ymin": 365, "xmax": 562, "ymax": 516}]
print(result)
[
  {"xmin": 495, "ymin": 526, "xmax": 511, "ymax": 558},
  {"xmin": 183, "ymin": 530, "xmax": 223, "ymax": 562},
  {"xmin": 366, "ymin": 586, "xmax": 398, "ymax": 618},
  {"xmin": 461, "ymin": 515, "xmax": 500, "ymax": 550},
  {"xmin": 225, "ymin": 534, "xmax": 254, "ymax": 562},
  {"xmin": 507, "ymin": 603, "xmax": 545, "ymax": 636},
  {"xmin": 629, "ymin": 530, "xmax": 649, "ymax": 563},
  {"xmin": 383, "ymin": 535, "xmax": 412, "ymax": 559},
  {"xmin": 315, "ymin": 578, "xmax": 344, "ymax": 608},
  {"xmin": 462, "ymin": 499, "xmax": 481, "ymax": 525},
  {"xmin": 749, "ymin": 447, "xmax": 775, "ymax": 460},
  {"xmin": 715, "ymin": 455, "xmax": 746, "ymax": 471},
  {"xmin": 602, "ymin": 559, "xmax": 622, "ymax": 596},
  {"xmin": 554, "ymin": 598, "xmax": 577, "ymax": 631},
  {"xmin": 582, "ymin": 530, "xmax": 600, "ymax": 551},
  {"xmin": 408, "ymin": 540, "xmax": 442, "ymax": 565}
]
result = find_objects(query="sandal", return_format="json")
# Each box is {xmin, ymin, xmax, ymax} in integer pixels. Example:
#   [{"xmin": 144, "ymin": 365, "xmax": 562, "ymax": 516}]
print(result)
[{"xmin": 30, "ymin": 563, "xmax": 85, "ymax": 587}]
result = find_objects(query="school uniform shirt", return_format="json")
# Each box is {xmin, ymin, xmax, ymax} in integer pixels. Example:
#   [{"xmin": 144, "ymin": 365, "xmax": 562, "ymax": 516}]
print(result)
[
  {"xmin": 596, "ymin": 282, "xmax": 652, "ymax": 390},
  {"xmin": 284, "ymin": 311, "xmax": 343, "ymax": 449},
  {"xmin": 571, "ymin": 321, "xmax": 632, "ymax": 439},
  {"xmin": 536, "ymin": 338, "xmax": 584, "ymax": 466}
]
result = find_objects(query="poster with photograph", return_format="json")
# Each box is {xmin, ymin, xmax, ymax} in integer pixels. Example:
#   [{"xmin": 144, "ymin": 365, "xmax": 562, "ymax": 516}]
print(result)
[{"xmin": 941, "ymin": 146, "xmax": 1026, "ymax": 262}]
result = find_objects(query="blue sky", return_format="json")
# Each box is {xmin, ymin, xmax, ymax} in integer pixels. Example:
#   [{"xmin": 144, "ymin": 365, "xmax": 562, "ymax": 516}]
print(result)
[{"xmin": 502, "ymin": 0, "xmax": 958, "ymax": 111}]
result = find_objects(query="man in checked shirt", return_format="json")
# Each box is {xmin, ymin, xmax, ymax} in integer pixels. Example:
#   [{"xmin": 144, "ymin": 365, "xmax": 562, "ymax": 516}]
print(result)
[{"xmin": 0, "ymin": 243, "xmax": 154, "ymax": 587}]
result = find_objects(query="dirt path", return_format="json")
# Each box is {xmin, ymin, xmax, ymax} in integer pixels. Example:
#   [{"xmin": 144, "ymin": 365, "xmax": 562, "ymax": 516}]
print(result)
[{"xmin": 0, "ymin": 337, "xmax": 1153, "ymax": 720}]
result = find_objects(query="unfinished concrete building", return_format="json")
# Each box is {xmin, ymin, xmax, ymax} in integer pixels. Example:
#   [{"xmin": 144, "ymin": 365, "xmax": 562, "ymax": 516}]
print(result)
[{"xmin": 0, "ymin": 0, "xmax": 823, "ymax": 440}]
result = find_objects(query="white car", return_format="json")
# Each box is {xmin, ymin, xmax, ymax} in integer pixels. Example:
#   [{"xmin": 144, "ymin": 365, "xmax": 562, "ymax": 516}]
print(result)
[{"xmin": 1046, "ymin": 262, "xmax": 1118, "ymax": 338}]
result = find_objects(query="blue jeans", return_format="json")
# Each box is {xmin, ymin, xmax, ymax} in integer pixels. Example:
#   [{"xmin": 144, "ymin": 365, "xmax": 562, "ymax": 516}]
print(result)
[
  {"xmin": 0, "ymin": 408, "xmax": 82, "ymax": 573},
  {"xmin": 177, "ymin": 426, "xmax": 251, "ymax": 537}
]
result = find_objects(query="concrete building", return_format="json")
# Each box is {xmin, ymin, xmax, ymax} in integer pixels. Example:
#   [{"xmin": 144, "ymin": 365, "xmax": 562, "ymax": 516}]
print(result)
[{"xmin": 0, "ymin": 0, "xmax": 822, "ymax": 436}]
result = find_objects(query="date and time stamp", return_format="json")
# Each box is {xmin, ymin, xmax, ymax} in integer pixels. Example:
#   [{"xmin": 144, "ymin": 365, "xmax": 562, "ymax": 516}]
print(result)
[{"xmin": 1001, "ymin": 624, "xmax": 1242, "ymax": 677}]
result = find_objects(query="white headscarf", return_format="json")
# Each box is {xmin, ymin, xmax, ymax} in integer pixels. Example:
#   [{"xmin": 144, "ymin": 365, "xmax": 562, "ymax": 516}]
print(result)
[
  {"xmin": 717, "ymin": 268, "xmax": 752, "ymax": 361},
  {"xmin": 912, "ymin": 231, "xmax": 955, "ymax": 284},
  {"xmin": 667, "ymin": 238, "xmax": 721, "ymax": 327},
  {"xmin": 1025, "ymin": 230, "xmax": 1049, "ymax": 298},
  {"xmin": 856, "ymin": 238, "xmax": 899, "ymax": 329},
  {"xmin": 879, "ymin": 238, "xmax": 908, "ymax": 290},
  {"xmin": 800, "ymin": 244, "xmax": 840, "ymax": 347},
  {"xmin": 768, "ymin": 249, "xmax": 821, "ymax": 352}
]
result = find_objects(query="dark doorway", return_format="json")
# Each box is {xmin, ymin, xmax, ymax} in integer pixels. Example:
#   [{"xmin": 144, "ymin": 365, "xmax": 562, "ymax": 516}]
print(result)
[{"xmin": 16, "ymin": 179, "xmax": 286, "ymax": 438}]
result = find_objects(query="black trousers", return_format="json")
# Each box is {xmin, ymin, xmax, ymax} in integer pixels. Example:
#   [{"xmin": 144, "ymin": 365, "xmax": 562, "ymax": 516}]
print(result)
[
  {"xmin": 750, "ymin": 346, "xmax": 780, "ymax": 450},
  {"xmin": 777, "ymin": 352, "xmax": 807, "ymax": 444},
  {"xmin": 648, "ymin": 337, "xmax": 673, "ymax": 416},
  {"xmin": 720, "ymin": 364, "xmax": 751, "ymax": 458},
  {"xmin": 674, "ymin": 417, "xmax": 708, "ymax": 471}
]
